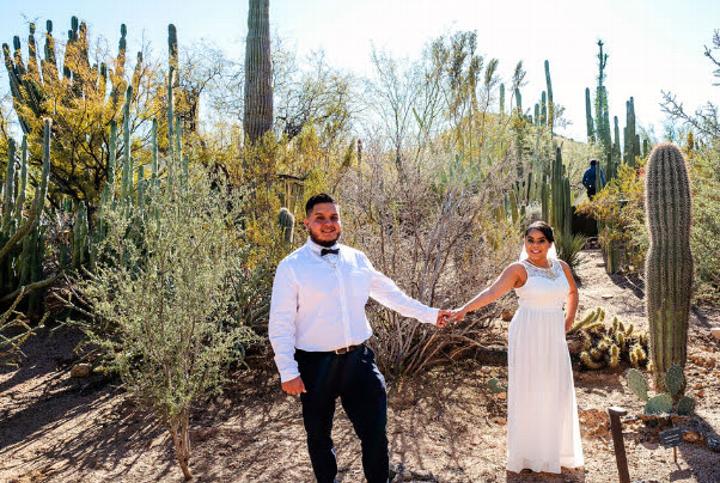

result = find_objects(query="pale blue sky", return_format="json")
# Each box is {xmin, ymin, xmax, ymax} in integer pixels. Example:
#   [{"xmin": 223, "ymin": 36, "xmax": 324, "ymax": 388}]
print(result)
[{"xmin": 2, "ymin": 0, "xmax": 719, "ymax": 141}]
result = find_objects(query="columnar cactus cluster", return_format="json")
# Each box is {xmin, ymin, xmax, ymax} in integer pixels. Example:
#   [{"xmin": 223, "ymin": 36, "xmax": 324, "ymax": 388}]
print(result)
[
  {"xmin": 69, "ymin": 24, "xmax": 188, "ymax": 271},
  {"xmin": 623, "ymin": 97, "xmax": 640, "ymax": 166},
  {"xmin": 548, "ymin": 146, "xmax": 571, "ymax": 242},
  {"xmin": 0, "ymin": 120, "xmax": 52, "ymax": 313},
  {"xmin": 644, "ymin": 143, "xmax": 693, "ymax": 393}
]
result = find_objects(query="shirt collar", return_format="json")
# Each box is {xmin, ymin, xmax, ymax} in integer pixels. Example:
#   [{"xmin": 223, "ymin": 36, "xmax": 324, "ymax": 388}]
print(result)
[{"xmin": 305, "ymin": 237, "xmax": 340, "ymax": 256}]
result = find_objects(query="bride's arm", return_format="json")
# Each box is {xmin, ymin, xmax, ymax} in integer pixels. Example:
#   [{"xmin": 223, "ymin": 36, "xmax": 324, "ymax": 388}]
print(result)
[
  {"xmin": 559, "ymin": 260, "xmax": 579, "ymax": 331},
  {"xmin": 450, "ymin": 263, "xmax": 525, "ymax": 322}
]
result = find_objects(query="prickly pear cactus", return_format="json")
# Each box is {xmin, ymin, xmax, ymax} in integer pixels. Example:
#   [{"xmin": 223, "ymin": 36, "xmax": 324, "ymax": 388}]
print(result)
[
  {"xmin": 676, "ymin": 396, "xmax": 696, "ymax": 416},
  {"xmin": 665, "ymin": 364, "xmax": 685, "ymax": 399},
  {"xmin": 644, "ymin": 393, "xmax": 672, "ymax": 415},
  {"xmin": 626, "ymin": 368, "xmax": 649, "ymax": 402}
]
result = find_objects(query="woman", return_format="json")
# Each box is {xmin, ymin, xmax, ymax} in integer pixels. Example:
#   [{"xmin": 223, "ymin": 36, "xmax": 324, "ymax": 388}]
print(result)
[{"xmin": 449, "ymin": 221, "xmax": 584, "ymax": 474}]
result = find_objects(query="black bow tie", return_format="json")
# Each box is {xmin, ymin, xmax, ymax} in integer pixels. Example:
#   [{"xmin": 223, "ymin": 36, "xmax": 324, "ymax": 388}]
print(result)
[{"xmin": 321, "ymin": 248, "xmax": 339, "ymax": 257}]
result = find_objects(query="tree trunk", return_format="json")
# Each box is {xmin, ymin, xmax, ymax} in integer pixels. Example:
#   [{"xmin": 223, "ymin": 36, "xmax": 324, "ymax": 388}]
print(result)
[
  {"xmin": 243, "ymin": 0, "xmax": 273, "ymax": 143},
  {"xmin": 170, "ymin": 410, "xmax": 193, "ymax": 480}
]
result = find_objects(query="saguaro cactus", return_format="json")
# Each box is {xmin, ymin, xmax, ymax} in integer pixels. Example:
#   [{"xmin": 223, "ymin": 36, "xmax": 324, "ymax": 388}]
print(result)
[
  {"xmin": 243, "ymin": 0, "xmax": 273, "ymax": 143},
  {"xmin": 645, "ymin": 143, "xmax": 693, "ymax": 392}
]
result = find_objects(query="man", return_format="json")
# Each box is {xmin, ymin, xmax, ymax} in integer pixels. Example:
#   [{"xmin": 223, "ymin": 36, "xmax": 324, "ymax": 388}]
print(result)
[
  {"xmin": 269, "ymin": 193, "xmax": 449, "ymax": 483},
  {"xmin": 581, "ymin": 159, "xmax": 606, "ymax": 199}
]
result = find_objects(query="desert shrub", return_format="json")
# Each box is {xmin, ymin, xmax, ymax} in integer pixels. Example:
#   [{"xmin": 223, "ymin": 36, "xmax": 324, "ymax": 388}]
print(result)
[
  {"xmin": 576, "ymin": 162, "xmax": 647, "ymax": 273},
  {"xmin": 71, "ymin": 164, "xmax": 256, "ymax": 479},
  {"xmin": 690, "ymin": 148, "xmax": 720, "ymax": 303}
]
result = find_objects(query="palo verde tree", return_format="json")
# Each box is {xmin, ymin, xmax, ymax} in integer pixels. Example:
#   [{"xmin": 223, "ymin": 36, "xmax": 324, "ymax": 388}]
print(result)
[{"xmin": 2, "ymin": 17, "xmax": 165, "ymax": 205}]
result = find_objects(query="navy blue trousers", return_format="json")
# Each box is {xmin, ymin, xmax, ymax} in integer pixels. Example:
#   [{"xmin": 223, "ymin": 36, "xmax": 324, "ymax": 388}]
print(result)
[{"xmin": 296, "ymin": 345, "xmax": 389, "ymax": 483}]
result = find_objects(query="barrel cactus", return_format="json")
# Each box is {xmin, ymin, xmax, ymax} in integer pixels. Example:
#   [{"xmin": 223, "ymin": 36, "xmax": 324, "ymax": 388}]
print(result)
[{"xmin": 644, "ymin": 143, "xmax": 693, "ymax": 393}]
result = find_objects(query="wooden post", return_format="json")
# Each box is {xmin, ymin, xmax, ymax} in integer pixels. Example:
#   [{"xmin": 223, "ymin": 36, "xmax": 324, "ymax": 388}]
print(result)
[{"xmin": 608, "ymin": 406, "xmax": 631, "ymax": 483}]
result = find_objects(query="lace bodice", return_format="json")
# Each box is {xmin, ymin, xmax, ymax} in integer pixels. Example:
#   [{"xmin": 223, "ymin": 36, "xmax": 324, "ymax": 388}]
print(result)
[{"xmin": 514, "ymin": 258, "xmax": 569, "ymax": 310}]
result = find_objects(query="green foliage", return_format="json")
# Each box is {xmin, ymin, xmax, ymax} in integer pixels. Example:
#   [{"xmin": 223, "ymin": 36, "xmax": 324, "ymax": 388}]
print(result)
[
  {"xmin": 645, "ymin": 143, "xmax": 692, "ymax": 393},
  {"xmin": 72, "ymin": 163, "xmax": 257, "ymax": 480},
  {"xmin": 555, "ymin": 233, "xmax": 587, "ymax": 269},
  {"xmin": 576, "ymin": 162, "xmax": 646, "ymax": 273},
  {"xmin": 689, "ymin": 148, "xmax": 720, "ymax": 303}
]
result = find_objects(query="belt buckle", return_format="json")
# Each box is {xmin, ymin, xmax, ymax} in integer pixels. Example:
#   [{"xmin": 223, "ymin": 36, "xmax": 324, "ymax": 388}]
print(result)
[{"xmin": 334, "ymin": 345, "xmax": 351, "ymax": 355}]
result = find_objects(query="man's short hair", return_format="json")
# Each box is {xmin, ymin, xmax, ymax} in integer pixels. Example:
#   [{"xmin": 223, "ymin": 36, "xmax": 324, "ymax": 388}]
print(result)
[
  {"xmin": 590, "ymin": 159, "xmax": 598, "ymax": 165},
  {"xmin": 305, "ymin": 193, "xmax": 336, "ymax": 215}
]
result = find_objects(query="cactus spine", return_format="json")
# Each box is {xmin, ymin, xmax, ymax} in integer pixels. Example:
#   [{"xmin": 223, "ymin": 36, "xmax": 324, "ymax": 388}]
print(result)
[{"xmin": 644, "ymin": 143, "xmax": 693, "ymax": 392}]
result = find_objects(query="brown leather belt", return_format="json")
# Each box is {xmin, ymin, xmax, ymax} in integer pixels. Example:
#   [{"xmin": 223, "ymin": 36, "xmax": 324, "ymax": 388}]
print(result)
[{"xmin": 333, "ymin": 344, "xmax": 360, "ymax": 355}]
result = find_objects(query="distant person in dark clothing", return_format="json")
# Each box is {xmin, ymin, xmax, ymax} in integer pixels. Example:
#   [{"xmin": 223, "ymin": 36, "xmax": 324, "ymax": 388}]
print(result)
[{"xmin": 582, "ymin": 159, "xmax": 606, "ymax": 199}]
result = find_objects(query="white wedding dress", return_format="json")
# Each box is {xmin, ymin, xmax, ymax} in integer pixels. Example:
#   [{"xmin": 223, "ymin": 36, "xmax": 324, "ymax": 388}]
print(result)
[{"xmin": 506, "ymin": 258, "xmax": 584, "ymax": 473}]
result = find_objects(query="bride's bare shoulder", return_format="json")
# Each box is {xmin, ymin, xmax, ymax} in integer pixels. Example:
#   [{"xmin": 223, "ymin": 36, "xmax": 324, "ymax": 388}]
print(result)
[{"xmin": 506, "ymin": 262, "xmax": 528, "ymax": 278}]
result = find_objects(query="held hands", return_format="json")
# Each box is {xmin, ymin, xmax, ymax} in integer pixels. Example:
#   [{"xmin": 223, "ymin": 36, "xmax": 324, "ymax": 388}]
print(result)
[
  {"xmin": 281, "ymin": 376, "xmax": 306, "ymax": 396},
  {"xmin": 435, "ymin": 308, "xmax": 467, "ymax": 328}
]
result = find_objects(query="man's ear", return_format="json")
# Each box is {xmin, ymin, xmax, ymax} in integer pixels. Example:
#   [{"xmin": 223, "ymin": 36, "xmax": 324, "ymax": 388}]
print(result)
[{"xmin": 303, "ymin": 218, "xmax": 310, "ymax": 230}]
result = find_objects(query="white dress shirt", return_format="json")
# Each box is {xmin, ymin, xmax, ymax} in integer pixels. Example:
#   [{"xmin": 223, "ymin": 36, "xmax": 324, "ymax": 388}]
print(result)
[{"xmin": 269, "ymin": 238, "xmax": 439, "ymax": 382}]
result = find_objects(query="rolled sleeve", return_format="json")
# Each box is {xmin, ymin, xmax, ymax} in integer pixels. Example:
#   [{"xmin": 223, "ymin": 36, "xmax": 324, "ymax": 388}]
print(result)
[
  {"xmin": 366, "ymin": 257, "xmax": 439, "ymax": 325},
  {"xmin": 268, "ymin": 261, "xmax": 300, "ymax": 382}
]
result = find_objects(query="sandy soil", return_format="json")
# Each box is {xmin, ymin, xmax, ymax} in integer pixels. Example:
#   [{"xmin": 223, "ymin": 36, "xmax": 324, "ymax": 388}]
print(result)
[{"xmin": 1, "ymin": 249, "xmax": 719, "ymax": 482}]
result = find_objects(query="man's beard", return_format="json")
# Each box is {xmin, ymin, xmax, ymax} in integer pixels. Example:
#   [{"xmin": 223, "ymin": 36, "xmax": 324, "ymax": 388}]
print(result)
[{"xmin": 309, "ymin": 230, "xmax": 341, "ymax": 247}]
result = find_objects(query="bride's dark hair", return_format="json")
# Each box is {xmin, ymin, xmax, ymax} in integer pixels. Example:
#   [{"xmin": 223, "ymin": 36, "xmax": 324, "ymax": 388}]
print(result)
[{"xmin": 524, "ymin": 221, "xmax": 554, "ymax": 243}]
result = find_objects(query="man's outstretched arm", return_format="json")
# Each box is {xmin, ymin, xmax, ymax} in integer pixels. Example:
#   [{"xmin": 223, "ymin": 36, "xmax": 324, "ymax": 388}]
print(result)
[{"xmin": 367, "ymin": 258, "xmax": 447, "ymax": 326}]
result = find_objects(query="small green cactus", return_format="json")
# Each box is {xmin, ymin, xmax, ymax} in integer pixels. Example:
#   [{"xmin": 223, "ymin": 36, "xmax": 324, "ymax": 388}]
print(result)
[
  {"xmin": 665, "ymin": 364, "xmax": 685, "ymax": 399},
  {"xmin": 625, "ymin": 365, "xmax": 695, "ymax": 417},
  {"xmin": 676, "ymin": 396, "xmax": 696, "ymax": 416},
  {"xmin": 626, "ymin": 368, "xmax": 649, "ymax": 401},
  {"xmin": 645, "ymin": 394, "xmax": 673, "ymax": 415}
]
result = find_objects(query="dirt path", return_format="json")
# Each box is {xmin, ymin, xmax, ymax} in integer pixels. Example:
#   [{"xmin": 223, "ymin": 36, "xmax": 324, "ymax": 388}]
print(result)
[{"xmin": 1, "ymin": 249, "xmax": 719, "ymax": 482}]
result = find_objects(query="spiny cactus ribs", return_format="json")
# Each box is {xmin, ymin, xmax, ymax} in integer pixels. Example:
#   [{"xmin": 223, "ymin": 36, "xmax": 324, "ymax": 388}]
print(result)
[{"xmin": 645, "ymin": 143, "xmax": 693, "ymax": 393}]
